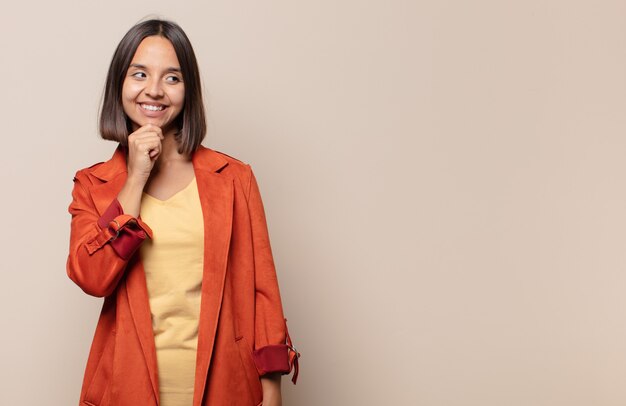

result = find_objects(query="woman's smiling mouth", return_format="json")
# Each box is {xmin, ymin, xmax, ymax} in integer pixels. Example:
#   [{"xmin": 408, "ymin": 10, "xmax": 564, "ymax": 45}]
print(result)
[{"xmin": 140, "ymin": 103, "xmax": 166, "ymax": 111}]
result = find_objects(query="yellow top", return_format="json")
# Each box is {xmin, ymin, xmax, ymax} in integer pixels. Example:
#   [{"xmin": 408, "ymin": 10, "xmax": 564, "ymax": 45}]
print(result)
[{"xmin": 138, "ymin": 176, "xmax": 204, "ymax": 406}]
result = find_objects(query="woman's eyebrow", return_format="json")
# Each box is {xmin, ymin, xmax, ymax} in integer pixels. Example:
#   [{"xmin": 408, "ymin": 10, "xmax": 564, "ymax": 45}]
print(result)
[{"xmin": 129, "ymin": 63, "xmax": 181, "ymax": 72}]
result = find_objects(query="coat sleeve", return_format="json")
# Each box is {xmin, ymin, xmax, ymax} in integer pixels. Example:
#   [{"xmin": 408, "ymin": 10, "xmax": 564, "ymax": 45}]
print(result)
[
  {"xmin": 66, "ymin": 170, "xmax": 153, "ymax": 297},
  {"xmin": 246, "ymin": 167, "xmax": 300, "ymax": 384}
]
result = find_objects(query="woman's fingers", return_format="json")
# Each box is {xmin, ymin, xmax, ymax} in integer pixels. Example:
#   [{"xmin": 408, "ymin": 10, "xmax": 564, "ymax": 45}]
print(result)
[
  {"xmin": 131, "ymin": 124, "xmax": 164, "ymax": 140},
  {"xmin": 126, "ymin": 124, "xmax": 163, "ymax": 182}
]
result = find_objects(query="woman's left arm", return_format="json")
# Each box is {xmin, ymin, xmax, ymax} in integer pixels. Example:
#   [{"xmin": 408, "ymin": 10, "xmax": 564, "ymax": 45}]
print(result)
[{"xmin": 245, "ymin": 166, "xmax": 299, "ymax": 392}]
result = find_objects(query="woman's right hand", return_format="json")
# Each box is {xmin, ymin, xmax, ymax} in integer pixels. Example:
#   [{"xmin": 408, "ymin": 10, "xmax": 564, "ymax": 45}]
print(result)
[
  {"xmin": 126, "ymin": 124, "xmax": 164, "ymax": 184},
  {"xmin": 116, "ymin": 124, "xmax": 164, "ymax": 217}
]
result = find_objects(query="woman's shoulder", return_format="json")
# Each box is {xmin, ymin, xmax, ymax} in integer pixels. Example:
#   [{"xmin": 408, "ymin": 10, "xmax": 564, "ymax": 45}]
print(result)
[
  {"xmin": 71, "ymin": 160, "xmax": 110, "ymax": 186},
  {"xmin": 196, "ymin": 146, "xmax": 258, "ymax": 191},
  {"xmin": 200, "ymin": 146, "xmax": 253, "ymax": 175},
  {"xmin": 72, "ymin": 144, "xmax": 127, "ymax": 184},
  {"xmin": 210, "ymin": 148, "xmax": 249, "ymax": 167}
]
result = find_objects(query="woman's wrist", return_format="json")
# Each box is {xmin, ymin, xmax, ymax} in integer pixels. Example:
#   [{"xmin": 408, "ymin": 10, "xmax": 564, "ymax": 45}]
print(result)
[
  {"xmin": 260, "ymin": 372, "xmax": 282, "ymax": 405},
  {"xmin": 117, "ymin": 176, "xmax": 147, "ymax": 217}
]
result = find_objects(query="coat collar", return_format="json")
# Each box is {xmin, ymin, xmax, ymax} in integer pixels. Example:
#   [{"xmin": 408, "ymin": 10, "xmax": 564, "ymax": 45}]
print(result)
[{"xmin": 90, "ymin": 143, "xmax": 229, "ymax": 182}]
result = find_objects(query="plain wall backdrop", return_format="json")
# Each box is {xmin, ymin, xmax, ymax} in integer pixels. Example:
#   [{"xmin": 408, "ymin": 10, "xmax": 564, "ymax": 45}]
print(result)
[{"xmin": 1, "ymin": 0, "xmax": 626, "ymax": 405}]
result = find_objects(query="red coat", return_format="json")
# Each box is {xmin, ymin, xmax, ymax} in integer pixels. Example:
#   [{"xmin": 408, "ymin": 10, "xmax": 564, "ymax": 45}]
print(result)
[{"xmin": 67, "ymin": 144, "xmax": 299, "ymax": 406}]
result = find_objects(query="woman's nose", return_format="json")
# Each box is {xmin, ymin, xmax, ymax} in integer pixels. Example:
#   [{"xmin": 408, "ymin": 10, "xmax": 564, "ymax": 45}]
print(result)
[{"xmin": 145, "ymin": 77, "xmax": 164, "ymax": 98}]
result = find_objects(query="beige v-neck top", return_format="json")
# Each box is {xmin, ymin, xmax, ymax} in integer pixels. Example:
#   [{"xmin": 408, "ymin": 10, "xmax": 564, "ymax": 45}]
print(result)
[{"xmin": 138, "ymin": 176, "xmax": 204, "ymax": 406}]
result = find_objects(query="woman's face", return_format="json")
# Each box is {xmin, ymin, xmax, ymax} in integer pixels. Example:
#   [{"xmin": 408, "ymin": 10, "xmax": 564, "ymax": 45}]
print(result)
[{"xmin": 122, "ymin": 35, "xmax": 185, "ymax": 133}]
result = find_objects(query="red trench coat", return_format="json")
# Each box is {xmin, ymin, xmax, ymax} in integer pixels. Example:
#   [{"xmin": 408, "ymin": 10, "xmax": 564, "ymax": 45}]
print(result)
[{"xmin": 66, "ymin": 144, "xmax": 299, "ymax": 406}]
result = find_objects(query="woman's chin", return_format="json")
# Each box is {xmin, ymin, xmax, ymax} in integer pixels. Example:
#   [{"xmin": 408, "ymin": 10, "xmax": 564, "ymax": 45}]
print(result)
[{"xmin": 129, "ymin": 118, "xmax": 174, "ymax": 132}]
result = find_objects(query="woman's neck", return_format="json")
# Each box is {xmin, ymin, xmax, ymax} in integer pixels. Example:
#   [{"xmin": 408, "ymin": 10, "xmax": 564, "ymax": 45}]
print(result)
[
  {"xmin": 153, "ymin": 130, "xmax": 191, "ymax": 172},
  {"xmin": 161, "ymin": 132, "xmax": 185, "ymax": 157}
]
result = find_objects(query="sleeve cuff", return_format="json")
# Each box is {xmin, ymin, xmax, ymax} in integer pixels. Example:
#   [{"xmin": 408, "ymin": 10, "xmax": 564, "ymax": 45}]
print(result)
[
  {"xmin": 252, "ymin": 319, "xmax": 300, "ymax": 384},
  {"xmin": 253, "ymin": 344, "xmax": 300, "ymax": 384},
  {"xmin": 90, "ymin": 198, "xmax": 153, "ymax": 260},
  {"xmin": 252, "ymin": 344, "xmax": 291, "ymax": 375}
]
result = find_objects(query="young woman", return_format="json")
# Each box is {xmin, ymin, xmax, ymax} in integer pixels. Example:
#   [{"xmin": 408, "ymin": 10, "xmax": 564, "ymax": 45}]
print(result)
[{"xmin": 66, "ymin": 19, "xmax": 299, "ymax": 406}]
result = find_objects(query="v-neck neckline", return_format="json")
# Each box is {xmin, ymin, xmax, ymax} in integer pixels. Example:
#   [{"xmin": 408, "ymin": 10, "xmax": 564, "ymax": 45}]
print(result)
[{"xmin": 142, "ymin": 176, "xmax": 196, "ymax": 204}]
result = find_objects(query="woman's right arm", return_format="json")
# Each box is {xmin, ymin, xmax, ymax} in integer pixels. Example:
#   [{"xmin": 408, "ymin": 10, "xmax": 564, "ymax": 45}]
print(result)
[
  {"xmin": 67, "ymin": 124, "xmax": 163, "ymax": 297},
  {"xmin": 66, "ymin": 171, "xmax": 153, "ymax": 298}
]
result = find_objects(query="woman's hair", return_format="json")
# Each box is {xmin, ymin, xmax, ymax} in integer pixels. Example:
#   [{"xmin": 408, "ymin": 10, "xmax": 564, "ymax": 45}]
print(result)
[{"xmin": 99, "ymin": 19, "xmax": 206, "ymax": 156}]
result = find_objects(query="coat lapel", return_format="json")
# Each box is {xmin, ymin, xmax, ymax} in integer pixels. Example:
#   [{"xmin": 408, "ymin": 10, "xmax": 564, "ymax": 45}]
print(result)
[
  {"xmin": 85, "ymin": 144, "xmax": 233, "ymax": 406},
  {"xmin": 192, "ymin": 155, "xmax": 234, "ymax": 406}
]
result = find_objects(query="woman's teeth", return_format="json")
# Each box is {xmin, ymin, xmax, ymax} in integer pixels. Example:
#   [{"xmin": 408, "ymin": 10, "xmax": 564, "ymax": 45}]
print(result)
[{"xmin": 141, "ymin": 104, "xmax": 165, "ymax": 111}]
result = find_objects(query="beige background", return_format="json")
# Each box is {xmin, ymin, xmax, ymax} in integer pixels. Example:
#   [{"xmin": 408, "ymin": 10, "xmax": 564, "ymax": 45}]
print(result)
[{"xmin": 1, "ymin": 0, "xmax": 626, "ymax": 405}]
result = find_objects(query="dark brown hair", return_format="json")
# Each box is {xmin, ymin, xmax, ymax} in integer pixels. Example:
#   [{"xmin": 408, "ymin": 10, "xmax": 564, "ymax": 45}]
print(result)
[{"xmin": 99, "ymin": 19, "xmax": 206, "ymax": 156}]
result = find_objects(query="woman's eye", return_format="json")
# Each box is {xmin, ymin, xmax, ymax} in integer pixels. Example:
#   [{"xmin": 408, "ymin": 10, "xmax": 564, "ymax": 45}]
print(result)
[
  {"xmin": 131, "ymin": 72, "xmax": 146, "ymax": 78},
  {"xmin": 166, "ymin": 76, "xmax": 181, "ymax": 83}
]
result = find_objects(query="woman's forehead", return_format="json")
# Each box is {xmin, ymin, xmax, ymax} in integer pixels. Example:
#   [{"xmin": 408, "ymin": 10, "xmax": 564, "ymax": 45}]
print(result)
[{"xmin": 130, "ymin": 36, "xmax": 180, "ymax": 68}]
